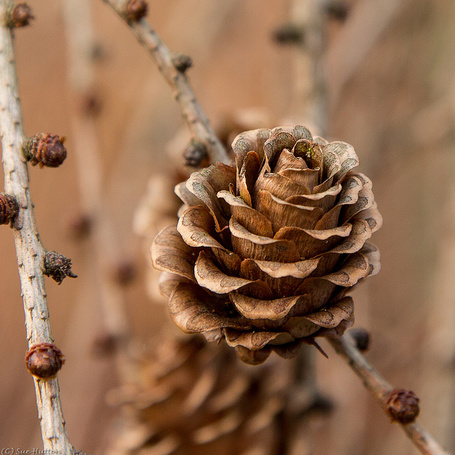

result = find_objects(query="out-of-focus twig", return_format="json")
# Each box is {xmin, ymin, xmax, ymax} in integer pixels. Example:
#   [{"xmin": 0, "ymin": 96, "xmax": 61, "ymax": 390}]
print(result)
[
  {"xmin": 0, "ymin": 2, "xmax": 74, "ymax": 452},
  {"xmin": 415, "ymin": 158, "xmax": 455, "ymax": 450},
  {"xmin": 329, "ymin": 333, "xmax": 452, "ymax": 455},
  {"xmin": 327, "ymin": 0, "xmax": 404, "ymax": 107},
  {"xmin": 101, "ymin": 0, "xmax": 230, "ymax": 165},
  {"xmin": 64, "ymin": 0, "xmax": 130, "ymax": 355},
  {"xmin": 289, "ymin": 0, "xmax": 328, "ymax": 137}
]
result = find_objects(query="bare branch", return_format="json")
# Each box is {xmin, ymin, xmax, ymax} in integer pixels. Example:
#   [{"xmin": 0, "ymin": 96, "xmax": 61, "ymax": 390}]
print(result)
[
  {"xmin": 328, "ymin": 333, "xmax": 452, "ymax": 455},
  {"xmin": 289, "ymin": 0, "xmax": 329, "ymax": 137},
  {"xmin": 101, "ymin": 0, "xmax": 230, "ymax": 165},
  {"xmin": 63, "ymin": 0, "xmax": 130, "ymax": 347},
  {"xmin": 0, "ymin": 2, "xmax": 75, "ymax": 452}
]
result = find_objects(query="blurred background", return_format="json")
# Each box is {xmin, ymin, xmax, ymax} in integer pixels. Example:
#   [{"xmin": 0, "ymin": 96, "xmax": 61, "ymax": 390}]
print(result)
[{"xmin": 0, "ymin": 0, "xmax": 454, "ymax": 453}]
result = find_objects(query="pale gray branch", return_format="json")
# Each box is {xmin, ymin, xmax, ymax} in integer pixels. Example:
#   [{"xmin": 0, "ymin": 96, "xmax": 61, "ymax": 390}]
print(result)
[
  {"xmin": 102, "ymin": 0, "xmax": 230, "ymax": 165},
  {"xmin": 0, "ymin": 2, "xmax": 74, "ymax": 452},
  {"xmin": 329, "ymin": 334, "xmax": 452, "ymax": 455}
]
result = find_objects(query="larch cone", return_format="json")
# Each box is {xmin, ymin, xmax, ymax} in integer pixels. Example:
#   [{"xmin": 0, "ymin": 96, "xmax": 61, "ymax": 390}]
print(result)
[
  {"xmin": 107, "ymin": 336, "xmax": 306, "ymax": 455},
  {"xmin": 152, "ymin": 126, "xmax": 382, "ymax": 365}
]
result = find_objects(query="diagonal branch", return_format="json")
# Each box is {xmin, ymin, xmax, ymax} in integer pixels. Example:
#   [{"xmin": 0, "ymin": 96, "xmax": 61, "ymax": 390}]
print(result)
[
  {"xmin": 328, "ymin": 333, "xmax": 452, "ymax": 455},
  {"xmin": 0, "ymin": 2, "xmax": 75, "ymax": 453},
  {"xmin": 101, "ymin": 0, "xmax": 230, "ymax": 165}
]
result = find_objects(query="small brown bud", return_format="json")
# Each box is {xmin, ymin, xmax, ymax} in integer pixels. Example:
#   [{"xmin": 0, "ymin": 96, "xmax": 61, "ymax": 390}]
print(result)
[
  {"xmin": 307, "ymin": 394, "xmax": 334, "ymax": 415},
  {"xmin": 325, "ymin": 1, "xmax": 350, "ymax": 21},
  {"xmin": 384, "ymin": 388, "xmax": 420, "ymax": 424},
  {"xmin": 25, "ymin": 343, "xmax": 65, "ymax": 379},
  {"xmin": 65, "ymin": 212, "xmax": 92, "ymax": 239},
  {"xmin": 111, "ymin": 260, "xmax": 136, "ymax": 286},
  {"xmin": 272, "ymin": 23, "xmax": 304, "ymax": 45},
  {"xmin": 124, "ymin": 0, "xmax": 148, "ymax": 22},
  {"xmin": 44, "ymin": 251, "xmax": 78, "ymax": 284},
  {"xmin": 172, "ymin": 53, "xmax": 193, "ymax": 73},
  {"xmin": 23, "ymin": 133, "xmax": 67, "ymax": 168},
  {"xmin": 80, "ymin": 91, "xmax": 102, "ymax": 117},
  {"xmin": 91, "ymin": 333, "xmax": 120, "ymax": 358},
  {"xmin": 0, "ymin": 193, "xmax": 19, "ymax": 226},
  {"xmin": 8, "ymin": 3, "xmax": 34, "ymax": 28},
  {"xmin": 349, "ymin": 327, "xmax": 370, "ymax": 352},
  {"xmin": 183, "ymin": 140, "xmax": 209, "ymax": 168}
]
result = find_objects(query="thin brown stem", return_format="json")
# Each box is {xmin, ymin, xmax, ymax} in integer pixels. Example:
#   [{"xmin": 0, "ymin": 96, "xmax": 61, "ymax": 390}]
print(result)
[
  {"xmin": 0, "ymin": 2, "xmax": 75, "ymax": 452},
  {"xmin": 290, "ymin": 0, "xmax": 328, "ymax": 137},
  {"xmin": 329, "ymin": 333, "xmax": 452, "ymax": 455},
  {"xmin": 101, "ymin": 0, "xmax": 230, "ymax": 165},
  {"xmin": 63, "ymin": 0, "xmax": 130, "ymax": 350}
]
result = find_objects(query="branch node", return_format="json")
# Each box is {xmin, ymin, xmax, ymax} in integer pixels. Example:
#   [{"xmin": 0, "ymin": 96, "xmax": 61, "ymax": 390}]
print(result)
[
  {"xmin": 349, "ymin": 327, "xmax": 371, "ymax": 352},
  {"xmin": 272, "ymin": 23, "xmax": 305, "ymax": 46},
  {"xmin": 44, "ymin": 251, "xmax": 78, "ymax": 284},
  {"xmin": 5, "ymin": 2, "xmax": 34, "ymax": 28},
  {"xmin": 124, "ymin": 0, "xmax": 148, "ymax": 23},
  {"xmin": 384, "ymin": 388, "xmax": 420, "ymax": 424},
  {"xmin": 25, "ymin": 342, "xmax": 65, "ymax": 379},
  {"xmin": 110, "ymin": 259, "xmax": 137, "ymax": 286},
  {"xmin": 183, "ymin": 139, "xmax": 209, "ymax": 168},
  {"xmin": 23, "ymin": 133, "xmax": 67, "ymax": 168},
  {"xmin": 171, "ymin": 52, "xmax": 193, "ymax": 73},
  {"xmin": 325, "ymin": 1, "xmax": 350, "ymax": 22},
  {"xmin": 0, "ymin": 191, "xmax": 19, "ymax": 226}
]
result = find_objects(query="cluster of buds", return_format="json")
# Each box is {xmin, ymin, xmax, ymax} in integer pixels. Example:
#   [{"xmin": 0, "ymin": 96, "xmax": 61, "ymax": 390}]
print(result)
[
  {"xmin": 44, "ymin": 251, "xmax": 77, "ymax": 284},
  {"xmin": 23, "ymin": 133, "xmax": 67, "ymax": 168},
  {"xmin": 0, "ymin": 193, "xmax": 19, "ymax": 226}
]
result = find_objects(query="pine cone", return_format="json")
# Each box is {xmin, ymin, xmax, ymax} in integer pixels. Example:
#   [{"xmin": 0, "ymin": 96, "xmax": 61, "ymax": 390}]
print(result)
[
  {"xmin": 152, "ymin": 125, "xmax": 382, "ymax": 365},
  {"xmin": 107, "ymin": 336, "xmax": 301, "ymax": 455}
]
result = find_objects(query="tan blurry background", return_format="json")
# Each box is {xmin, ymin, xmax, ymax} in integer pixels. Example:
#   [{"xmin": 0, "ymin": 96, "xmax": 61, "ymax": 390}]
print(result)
[{"xmin": 0, "ymin": 0, "xmax": 454, "ymax": 454}]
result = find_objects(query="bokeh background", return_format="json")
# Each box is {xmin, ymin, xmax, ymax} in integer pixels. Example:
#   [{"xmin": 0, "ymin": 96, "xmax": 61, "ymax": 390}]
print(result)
[{"xmin": 0, "ymin": 0, "xmax": 454, "ymax": 453}]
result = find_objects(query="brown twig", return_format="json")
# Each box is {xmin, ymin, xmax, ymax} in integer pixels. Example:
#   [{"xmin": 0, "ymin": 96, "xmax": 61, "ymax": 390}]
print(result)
[
  {"xmin": 0, "ymin": 2, "xmax": 75, "ymax": 452},
  {"xmin": 327, "ymin": 0, "xmax": 405, "ymax": 107},
  {"xmin": 328, "ymin": 333, "xmax": 452, "ymax": 455},
  {"xmin": 291, "ymin": 0, "xmax": 328, "ymax": 137},
  {"xmin": 63, "ymin": 0, "xmax": 130, "ymax": 352},
  {"xmin": 101, "ymin": 0, "xmax": 230, "ymax": 165}
]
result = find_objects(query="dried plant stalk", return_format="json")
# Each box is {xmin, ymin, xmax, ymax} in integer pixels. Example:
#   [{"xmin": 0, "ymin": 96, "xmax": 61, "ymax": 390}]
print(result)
[
  {"xmin": 329, "ymin": 333, "xmax": 451, "ymax": 455},
  {"xmin": 0, "ymin": 2, "xmax": 74, "ymax": 452},
  {"xmin": 102, "ymin": 0, "xmax": 230, "ymax": 165}
]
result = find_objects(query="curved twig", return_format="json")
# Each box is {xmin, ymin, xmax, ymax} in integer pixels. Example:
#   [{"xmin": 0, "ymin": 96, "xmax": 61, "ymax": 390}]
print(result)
[
  {"xmin": 0, "ymin": 3, "xmax": 75, "ymax": 453},
  {"xmin": 328, "ymin": 333, "xmax": 452, "ymax": 455},
  {"xmin": 101, "ymin": 0, "xmax": 230, "ymax": 165}
]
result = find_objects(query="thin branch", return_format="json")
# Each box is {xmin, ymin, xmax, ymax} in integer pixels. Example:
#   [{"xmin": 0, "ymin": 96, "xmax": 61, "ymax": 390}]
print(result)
[
  {"xmin": 101, "ymin": 0, "xmax": 230, "ymax": 165},
  {"xmin": 289, "ymin": 0, "xmax": 328, "ymax": 137},
  {"xmin": 327, "ymin": 0, "xmax": 404, "ymax": 108},
  {"xmin": 63, "ymin": 0, "xmax": 130, "ymax": 351},
  {"xmin": 328, "ymin": 333, "xmax": 452, "ymax": 455},
  {"xmin": 0, "ymin": 2, "xmax": 75, "ymax": 453}
]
